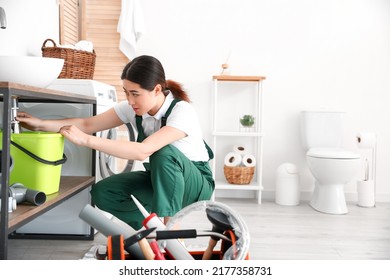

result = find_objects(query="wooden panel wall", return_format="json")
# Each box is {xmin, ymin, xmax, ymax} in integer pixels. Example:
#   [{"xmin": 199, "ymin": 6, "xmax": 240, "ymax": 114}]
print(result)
[
  {"xmin": 59, "ymin": 0, "xmax": 80, "ymax": 45},
  {"xmin": 81, "ymin": 0, "xmax": 128, "ymax": 101}
]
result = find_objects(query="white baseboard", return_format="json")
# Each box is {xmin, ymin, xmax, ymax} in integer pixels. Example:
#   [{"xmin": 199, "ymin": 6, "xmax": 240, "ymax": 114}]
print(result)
[{"xmin": 215, "ymin": 189, "xmax": 390, "ymax": 203}]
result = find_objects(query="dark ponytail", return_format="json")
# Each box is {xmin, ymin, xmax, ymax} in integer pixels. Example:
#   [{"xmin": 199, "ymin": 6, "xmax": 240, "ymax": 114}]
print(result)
[
  {"xmin": 121, "ymin": 55, "xmax": 190, "ymax": 102},
  {"xmin": 166, "ymin": 80, "xmax": 190, "ymax": 102}
]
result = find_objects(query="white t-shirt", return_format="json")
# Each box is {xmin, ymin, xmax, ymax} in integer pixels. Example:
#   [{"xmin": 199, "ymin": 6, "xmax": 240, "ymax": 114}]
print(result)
[{"xmin": 114, "ymin": 92, "xmax": 209, "ymax": 162}]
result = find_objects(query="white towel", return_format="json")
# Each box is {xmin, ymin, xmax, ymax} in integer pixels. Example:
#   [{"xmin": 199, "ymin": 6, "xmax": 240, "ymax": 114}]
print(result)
[
  {"xmin": 60, "ymin": 41, "xmax": 94, "ymax": 53},
  {"xmin": 75, "ymin": 40, "xmax": 94, "ymax": 53},
  {"xmin": 117, "ymin": 0, "xmax": 146, "ymax": 60}
]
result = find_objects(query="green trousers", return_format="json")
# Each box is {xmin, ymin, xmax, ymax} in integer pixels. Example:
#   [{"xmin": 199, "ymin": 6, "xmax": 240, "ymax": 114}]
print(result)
[{"xmin": 90, "ymin": 144, "xmax": 215, "ymax": 230}]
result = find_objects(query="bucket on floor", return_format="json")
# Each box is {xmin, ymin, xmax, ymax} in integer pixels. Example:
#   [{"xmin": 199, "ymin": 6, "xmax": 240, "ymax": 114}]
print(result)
[{"xmin": 0, "ymin": 131, "xmax": 67, "ymax": 195}]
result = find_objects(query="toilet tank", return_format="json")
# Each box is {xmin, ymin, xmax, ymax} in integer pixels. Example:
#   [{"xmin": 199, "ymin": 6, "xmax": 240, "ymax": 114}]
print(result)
[{"xmin": 300, "ymin": 111, "xmax": 344, "ymax": 150}]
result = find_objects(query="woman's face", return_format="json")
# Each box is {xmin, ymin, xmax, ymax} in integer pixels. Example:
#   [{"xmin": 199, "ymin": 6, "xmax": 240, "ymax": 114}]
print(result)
[{"xmin": 123, "ymin": 79, "xmax": 162, "ymax": 116}]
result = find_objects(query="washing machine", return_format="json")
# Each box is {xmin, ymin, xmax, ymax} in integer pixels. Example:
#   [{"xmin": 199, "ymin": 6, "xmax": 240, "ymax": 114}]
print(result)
[
  {"xmin": 13, "ymin": 79, "xmax": 136, "ymax": 238},
  {"xmin": 45, "ymin": 79, "xmax": 136, "ymax": 183}
]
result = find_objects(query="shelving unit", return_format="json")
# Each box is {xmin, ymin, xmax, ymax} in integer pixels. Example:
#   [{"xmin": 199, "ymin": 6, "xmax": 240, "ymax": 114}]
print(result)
[
  {"xmin": 211, "ymin": 75, "xmax": 266, "ymax": 204},
  {"xmin": 0, "ymin": 82, "xmax": 97, "ymax": 260}
]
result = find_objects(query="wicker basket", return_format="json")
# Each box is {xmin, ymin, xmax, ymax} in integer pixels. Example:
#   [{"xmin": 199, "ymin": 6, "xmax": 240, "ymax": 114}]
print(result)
[
  {"xmin": 224, "ymin": 165, "xmax": 255, "ymax": 185},
  {"xmin": 41, "ymin": 39, "xmax": 96, "ymax": 79}
]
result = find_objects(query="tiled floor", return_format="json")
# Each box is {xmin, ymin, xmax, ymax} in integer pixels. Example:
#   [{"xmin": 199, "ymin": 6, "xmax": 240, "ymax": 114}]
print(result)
[{"xmin": 5, "ymin": 198, "xmax": 390, "ymax": 260}]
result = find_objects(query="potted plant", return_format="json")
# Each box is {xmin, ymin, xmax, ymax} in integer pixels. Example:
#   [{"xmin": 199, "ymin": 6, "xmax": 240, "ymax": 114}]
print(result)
[{"xmin": 239, "ymin": 114, "xmax": 255, "ymax": 127}]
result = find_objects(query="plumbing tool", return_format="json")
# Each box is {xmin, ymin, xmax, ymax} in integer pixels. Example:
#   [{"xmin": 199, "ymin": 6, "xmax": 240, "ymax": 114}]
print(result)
[
  {"xmin": 124, "ymin": 227, "xmax": 156, "ymax": 260},
  {"xmin": 107, "ymin": 227, "xmax": 156, "ymax": 260},
  {"xmin": 151, "ymin": 229, "xmax": 231, "ymax": 241},
  {"xmin": 107, "ymin": 235, "xmax": 125, "ymax": 260},
  {"xmin": 131, "ymin": 194, "xmax": 194, "ymax": 260},
  {"xmin": 79, "ymin": 204, "xmax": 145, "ymax": 259},
  {"xmin": 149, "ymin": 240, "xmax": 165, "ymax": 260},
  {"xmin": 202, "ymin": 208, "xmax": 233, "ymax": 260}
]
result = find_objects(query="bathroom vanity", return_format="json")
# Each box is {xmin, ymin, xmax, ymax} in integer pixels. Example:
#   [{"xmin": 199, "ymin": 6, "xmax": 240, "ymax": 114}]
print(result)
[{"xmin": 0, "ymin": 82, "xmax": 97, "ymax": 260}]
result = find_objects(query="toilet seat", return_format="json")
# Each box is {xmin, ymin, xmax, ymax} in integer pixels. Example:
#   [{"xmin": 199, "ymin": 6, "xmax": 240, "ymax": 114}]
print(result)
[{"xmin": 307, "ymin": 148, "xmax": 360, "ymax": 159}]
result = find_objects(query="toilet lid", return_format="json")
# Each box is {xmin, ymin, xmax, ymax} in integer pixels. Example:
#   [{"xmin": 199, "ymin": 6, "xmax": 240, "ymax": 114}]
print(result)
[{"xmin": 307, "ymin": 148, "xmax": 361, "ymax": 159}]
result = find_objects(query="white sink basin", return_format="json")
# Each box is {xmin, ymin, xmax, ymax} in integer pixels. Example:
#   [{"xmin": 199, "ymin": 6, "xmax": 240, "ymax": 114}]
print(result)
[{"xmin": 0, "ymin": 56, "xmax": 64, "ymax": 88}]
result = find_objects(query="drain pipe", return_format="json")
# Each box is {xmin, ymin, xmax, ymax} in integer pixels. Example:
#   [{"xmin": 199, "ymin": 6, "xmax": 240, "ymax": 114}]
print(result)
[
  {"xmin": 79, "ymin": 204, "xmax": 145, "ymax": 260},
  {"xmin": 9, "ymin": 183, "xmax": 46, "ymax": 206}
]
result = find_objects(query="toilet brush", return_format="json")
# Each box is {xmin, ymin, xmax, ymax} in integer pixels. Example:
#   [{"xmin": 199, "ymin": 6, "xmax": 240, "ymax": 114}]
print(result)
[
  {"xmin": 357, "ymin": 158, "xmax": 375, "ymax": 207},
  {"xmin": 356, "ymin": 132, "xmax": 377, "ymax": 207},
  {"xmin": 364, "ymin": 158, "xmax": 369, "ymax": 181}
]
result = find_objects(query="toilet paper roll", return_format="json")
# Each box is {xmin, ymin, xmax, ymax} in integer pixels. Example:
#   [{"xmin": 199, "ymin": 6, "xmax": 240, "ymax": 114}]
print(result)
[
  {"xmin": 233, "ymin": 145, "xmax": 247, "ymax": 155},
  {"xmin": 242, "ymin": 154, "xmax": 256, "ymax": 167},
  {"xmin": 356, "ymin": 132, "xmax": 376, "ymax": 149},
  {"xmin": 224, "ymin": 152, "xmax": 242, "ymax": 167}
]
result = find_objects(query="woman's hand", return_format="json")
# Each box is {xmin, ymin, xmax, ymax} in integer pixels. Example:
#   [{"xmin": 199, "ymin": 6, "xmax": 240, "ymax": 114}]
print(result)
[
  {"xmin": 16, "ymin": 111, "xmax": 43, "ymax": 131},
  {"xmin": 59, "ymin": 125, "xmax": 91, "ymax": 147}
]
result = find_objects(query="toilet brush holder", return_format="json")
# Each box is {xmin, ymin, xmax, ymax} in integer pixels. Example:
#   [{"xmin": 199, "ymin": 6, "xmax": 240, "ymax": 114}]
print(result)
[{"xmin": 357, "ymin": 180, "xmax": 375, "ymax": 207}]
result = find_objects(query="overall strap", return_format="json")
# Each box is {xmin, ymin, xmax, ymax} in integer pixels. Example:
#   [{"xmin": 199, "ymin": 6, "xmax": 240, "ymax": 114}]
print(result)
[
  {"xmin": 161, "ymin": 99, "xmax": 181, "ymax": 128},
  {"xmin": 135, "ymin": 99, "xmax": 180, "ymax": 142},
  {"xmin": 135, "ymin": 115, "xmax": 146, "ymax": 142},
  {"xmin": 161, "ymin": 99, "xmax": 214, "ymax": 161},
  {"xmin": 135, "ymin": 99, "xmax": 214, "ymax": 160}
]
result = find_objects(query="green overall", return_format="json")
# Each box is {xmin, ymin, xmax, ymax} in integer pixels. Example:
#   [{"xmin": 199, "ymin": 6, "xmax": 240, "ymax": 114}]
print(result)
[{"xmin": 90, "ymin": 99, "xmax": 214, "ymax": 230}]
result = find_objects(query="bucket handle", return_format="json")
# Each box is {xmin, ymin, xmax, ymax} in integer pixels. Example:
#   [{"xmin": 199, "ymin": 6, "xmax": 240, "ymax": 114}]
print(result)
[{"xmin": 10, "ymin": 140, "xmax": 67, "ymax": 166}]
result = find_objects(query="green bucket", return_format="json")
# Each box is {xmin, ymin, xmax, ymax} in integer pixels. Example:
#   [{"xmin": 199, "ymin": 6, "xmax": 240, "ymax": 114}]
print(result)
[{"xmin": 0, "ymin": 131, "xmax": 67, "ymax": 195}]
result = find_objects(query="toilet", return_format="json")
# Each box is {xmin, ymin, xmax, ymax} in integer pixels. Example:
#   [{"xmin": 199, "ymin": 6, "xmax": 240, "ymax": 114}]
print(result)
[{"xmin": 300, "ymin": 111, "xmax": 361, "ymax": 214}]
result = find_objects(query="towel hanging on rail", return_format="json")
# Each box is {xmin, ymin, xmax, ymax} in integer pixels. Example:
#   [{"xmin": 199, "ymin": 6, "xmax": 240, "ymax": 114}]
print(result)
[{"xmin": 117, "ymin": 0, "xmax": 146, "ymax": 60}]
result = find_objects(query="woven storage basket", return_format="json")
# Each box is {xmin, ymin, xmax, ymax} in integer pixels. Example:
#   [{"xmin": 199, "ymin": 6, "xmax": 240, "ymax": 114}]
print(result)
[
  {"xmin": 41, "ymin": 39, "xmax": 96, "ymax": 79},
  {"xmin": 224, "ymin": 165, "xmax": 255, "ymax": 185}
]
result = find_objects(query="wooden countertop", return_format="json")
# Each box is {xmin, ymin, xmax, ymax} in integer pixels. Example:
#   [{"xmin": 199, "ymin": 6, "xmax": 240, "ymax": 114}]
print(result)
[
  {"xmin": 8, "ymin": 176, "xmax": 95, "ymax": 233},
  {"xmin": 0, "ymin": 82, "xmax": 96, "ymax": 104}
]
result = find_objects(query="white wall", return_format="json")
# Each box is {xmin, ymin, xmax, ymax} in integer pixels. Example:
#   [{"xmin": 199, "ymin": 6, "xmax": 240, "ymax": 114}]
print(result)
[
  {"xmin": 1, "ymin": 0, "xmax": 389, "ymax": 201},
  {"xmin": 135, "ymin": 0, "xmax": 390, "ymax": 201},
  {"xmin": 0, "ymin": 0, "xmax": 59, "ymax": 55}
]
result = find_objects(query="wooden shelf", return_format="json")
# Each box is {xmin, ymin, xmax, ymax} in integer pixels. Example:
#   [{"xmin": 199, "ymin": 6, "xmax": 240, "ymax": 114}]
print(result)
[
  {"xmin": 212, "ymin": 131, "xmax": 264, "ymax": 137},
  {"xmin": 211, "ymin": 75, "xmax": 265, "ymax": 204},
  {"xmin": 212, "ymin": 75, "xmax": 266, "ymax": 82},
  {"xmin": 7, "ymin": 176, "xmax": 95, "ymax": 233},
  {"xmin": 214, "ymin": 181, "xmax": 263, "ymax": 191}
]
